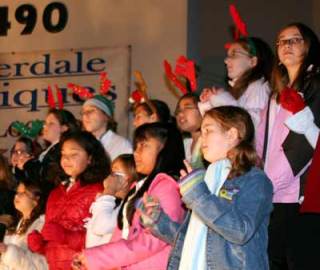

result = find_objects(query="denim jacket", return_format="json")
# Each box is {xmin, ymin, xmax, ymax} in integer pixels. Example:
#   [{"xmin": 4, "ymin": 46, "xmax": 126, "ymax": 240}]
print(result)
[{"xmin": 149, "ymin": 167, "xmax": 273, "ymax": 270}]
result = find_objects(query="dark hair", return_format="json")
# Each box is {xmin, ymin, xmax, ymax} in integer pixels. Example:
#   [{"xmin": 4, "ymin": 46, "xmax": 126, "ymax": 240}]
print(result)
[
  {"xmin": 271, "ymin": 22, "xmax": 320, "ymax": 95},
  {"xmin": 135, "ymin": 99, "xmax": 172, "ymax": 124},
  {"xmin": 176, "ymin": 93, "xmax": 200, "ymax": 111},
  {"xmin": 48, "ymin": 108, "xmax": 80, "ymax": 134},
  {"xmin": 60, "ymin": 131, "xmax": 111, "ymax": 185},
  {"xmin": 204, "ymin": 106, "xmax": 260, "ymax": 179},
  {"xmin": 118, "ymin": 122, "xmax": 185, "ymax": 228},
  {"xmin": 12, "ymin": 137, "xmax": 43, "ymax": 159},
  {"xmin": 0, "ymin": 154, "xmax": 14, "ymax": 190},
  {"xmin": 228, "ymin": 37, "xmax": 274, "ymax": 99},
  {"xmin": 11, "ymin": 179, "xmax": 46, "ymax": 235}
]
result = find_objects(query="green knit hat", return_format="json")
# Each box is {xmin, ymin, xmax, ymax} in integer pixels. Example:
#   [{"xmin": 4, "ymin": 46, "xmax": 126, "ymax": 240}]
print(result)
[{"xmin": 83, "ymin": 95, "xmax": 114, "ymax": 117}]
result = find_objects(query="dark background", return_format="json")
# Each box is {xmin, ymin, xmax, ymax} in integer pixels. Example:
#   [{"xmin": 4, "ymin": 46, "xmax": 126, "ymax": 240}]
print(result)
[{"xmin": 187, "ymin": 0, "xmax": 317, "ymax": 90}]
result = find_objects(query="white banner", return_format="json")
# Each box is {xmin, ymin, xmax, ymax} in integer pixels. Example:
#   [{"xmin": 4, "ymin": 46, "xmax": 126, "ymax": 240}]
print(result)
[{"xmin": 0, "ymin": 46, "xmax": 131, "ymax": 154}]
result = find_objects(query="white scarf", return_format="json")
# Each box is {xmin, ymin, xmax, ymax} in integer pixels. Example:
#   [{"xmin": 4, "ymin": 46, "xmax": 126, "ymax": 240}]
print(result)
[
  {"xmin": 121, "ymin": 178, "xmax": 146, "ymax": 239},
  {"xmin": 179, "ymin": 159, "xmax": 231, "ymax": 270}
]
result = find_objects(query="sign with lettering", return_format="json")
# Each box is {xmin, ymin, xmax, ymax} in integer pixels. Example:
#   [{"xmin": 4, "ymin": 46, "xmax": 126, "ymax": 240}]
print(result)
[{"xmin": 0, "ymin": 46, "xmax": 131, "ymax": 153}]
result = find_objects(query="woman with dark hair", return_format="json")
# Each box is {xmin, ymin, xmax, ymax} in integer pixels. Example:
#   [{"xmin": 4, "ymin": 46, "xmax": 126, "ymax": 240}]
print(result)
[
  {"xmin": 256, "ymin": 22, "xmax": 320, "ymax": 270},
  {"xmin": 0, "ymin": 179, "xmax": 48, "ymax": 269},
  {"xmin": 28, "ymin": 131, "xmax": 110, "ymax": 270},
  {"xmin": 132, "ymin": 99, "xmax": 172, "ymax": 128},
  {"xmin": 199, "ymin": 37, "xmax": 274, "ymax": 129},
  {"xmin": 72, "ymin": 123, "xmax": 186, "ymax": 270}
]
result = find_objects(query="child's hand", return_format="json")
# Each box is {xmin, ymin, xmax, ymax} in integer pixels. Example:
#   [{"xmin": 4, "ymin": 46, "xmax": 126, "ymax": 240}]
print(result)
[
  {"xmin": 16, "ymin": 154, "xmax": 32, "ymax": 170},
  {"xmin": 180, "ymin": 160, "xmax": 193, "ymax": 178},
  {"xmin": 200, "ymin": 87, "xmax": 219, "ymax": 102},
  {"xmin": 71, "ymin": 252, "xmax": 88, "ymax": 270},
  {"xmin": 102, "ymin": 172, "xmax": 128, "ymax": 197},
  {"xmin": 137, "ymin": 193, "xmax": 161, "ymax": 227},
  {"xmin": 0, "ymin": 243, "xmax": 7, "ymax": 253}
]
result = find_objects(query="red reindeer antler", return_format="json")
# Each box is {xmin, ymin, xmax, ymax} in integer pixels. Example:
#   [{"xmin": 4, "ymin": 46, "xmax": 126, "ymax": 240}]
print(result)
[
  {"xmin": 47, "ymin": 85, "xmax": 56, "ymax": 108},
  {"xmin": 55, "ymin": 84, "xmax": 64, "ymax": 109},
  {"xmin": 67, "ymin": 83, "xmax": 94, "ymax": 99},
  {"xmin": 229, "ymin": 4, "xmax": 248, "ymax": 40},
  {"xmin": 99, "ymin": 72, "xmax": 112, "ymax": 95},
  {"xmin": 164, "ymin": 60, "xmax": 188, "ymax": 95},
  {"xmin": 175, "ymin": 56, "xmax": 197, "ymax": 92}
]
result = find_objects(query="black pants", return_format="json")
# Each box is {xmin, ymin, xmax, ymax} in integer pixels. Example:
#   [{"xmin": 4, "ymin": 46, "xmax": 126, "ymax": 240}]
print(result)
[
  {"xmin": 268, "ymin": 203, "xmax": 299, "ymax": 270},
  {"xmin": 268, "ymin": 203, "xmax": 320, "ymax": 270}
]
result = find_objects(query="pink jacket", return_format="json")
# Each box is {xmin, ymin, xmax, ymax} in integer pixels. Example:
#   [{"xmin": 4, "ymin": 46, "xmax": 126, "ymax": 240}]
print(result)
[
  {"xmin": 84, "ymin": 173, "xmax": 185, "ymax": 270},
  {"xmin": 256, "ymin": 99, "xmax": 300, "ymax": 203}
]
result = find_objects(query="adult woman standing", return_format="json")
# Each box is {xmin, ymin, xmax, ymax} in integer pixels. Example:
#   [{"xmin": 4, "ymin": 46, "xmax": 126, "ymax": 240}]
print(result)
[{"xmin": 256, "ymin": 23, "xmax": 320, "ymax": 270}]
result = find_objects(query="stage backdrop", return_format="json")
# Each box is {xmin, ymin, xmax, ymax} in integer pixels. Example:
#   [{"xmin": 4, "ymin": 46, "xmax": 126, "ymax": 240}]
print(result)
[{"xmin": 0, "ymin": 46, "xmax": 130, "ymax": 153}]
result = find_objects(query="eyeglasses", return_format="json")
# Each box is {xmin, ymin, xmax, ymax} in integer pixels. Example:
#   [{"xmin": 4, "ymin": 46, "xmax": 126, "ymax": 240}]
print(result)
[
  {"xmin": 175, "ymin": 106, "xmax": 197, "ymax": 115},
  {"xmin": 11, "ymin": 150, "xmax": 29, "ymax": 156},
  {"xmin": 15, "ymin": 191, "xmax": 35, "ymax": 199},
  {"xmin": 277, "ymin": 37, "xmax": 304, "ymax": 47},
  {"xmin": 225, "ymin": 50, "xmax": 251, "ymax": 60},
  {"xmin": 80, "ymin": 108, "xmax": 98, "ymax": 117}
]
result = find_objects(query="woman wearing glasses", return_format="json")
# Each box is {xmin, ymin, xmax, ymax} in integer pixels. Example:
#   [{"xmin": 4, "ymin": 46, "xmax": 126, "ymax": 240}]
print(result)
[
  {"xmin": 256, "ymin": 23, "xmax": 320, "ymax": 270},
  {"xmin": 199, "ymin": 37, "xmax": 274, "ymax": 130}
]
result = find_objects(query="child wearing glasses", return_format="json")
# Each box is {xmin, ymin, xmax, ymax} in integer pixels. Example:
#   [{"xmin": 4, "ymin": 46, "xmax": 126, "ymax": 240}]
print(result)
[
  {"xmin": 85, "ymin": 154, "xmax": 139, "ymax": 248},
  {"xmin": 256, "ymin": 22, "xmax": 320, "ymax": 270},
  {"xmin": 199, "ymin": 37, "xmax": 274, "ymax": 129}
]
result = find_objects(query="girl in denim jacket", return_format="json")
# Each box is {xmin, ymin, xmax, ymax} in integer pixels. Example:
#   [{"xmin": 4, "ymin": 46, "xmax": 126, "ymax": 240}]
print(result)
[{"xmin": 139, "ymin": 106, "xmax": 273, "ymax": 270}]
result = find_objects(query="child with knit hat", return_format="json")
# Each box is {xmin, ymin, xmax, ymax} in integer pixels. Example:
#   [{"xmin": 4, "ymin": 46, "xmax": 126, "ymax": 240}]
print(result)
[{"xmin": 81, "ymin": 95, "xmax": 132, "ymax": 160}]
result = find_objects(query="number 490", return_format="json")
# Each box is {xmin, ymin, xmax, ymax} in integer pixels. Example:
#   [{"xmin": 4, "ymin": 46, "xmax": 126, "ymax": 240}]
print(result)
[{"xmin": 0, "ymin": 2, "xmax": 68, "ymax": 36}]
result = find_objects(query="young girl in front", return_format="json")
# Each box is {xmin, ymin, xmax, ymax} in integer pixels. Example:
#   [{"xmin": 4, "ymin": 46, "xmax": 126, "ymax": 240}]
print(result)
[
  {"xmin": 0, "ymin": 179, "xmax": 48, "ymax": 270},
  {"xmin": 27, "ymin": 131, "xmax": 110, "ymax": 270},
  {"xmin": 140, "ymin": 106, "xmax": 273, "ymax": 270},
  {"xmin": 72, "ymin": 122, "xmax": 186, "ymax": 270},
  {"xmin": 199, "ymin": 37, "xmax": 273, "ymax": 129},
  {"xmin": 85, "ymin": 154, "xmax": 139, "ymax": 247}
]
